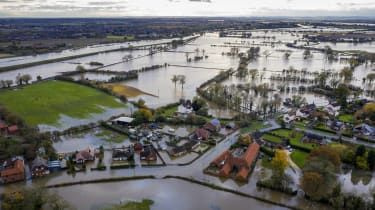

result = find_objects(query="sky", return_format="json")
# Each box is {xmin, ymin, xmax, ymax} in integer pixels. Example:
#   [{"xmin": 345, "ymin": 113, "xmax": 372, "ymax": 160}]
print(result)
[{"xmin": 0, "ymin": 0, "xmax": 375, "ymax": 17}]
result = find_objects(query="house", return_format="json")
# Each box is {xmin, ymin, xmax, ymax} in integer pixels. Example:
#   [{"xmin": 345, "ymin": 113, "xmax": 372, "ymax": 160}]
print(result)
[
  {"xmin": 302, "ymin": 133, "xmax": 326, "ymax": 145},
  {"xmin": 354, "ymin": 123, "xmax": 375, "ymax": 136},
  {"xmin": 176, "ymin": 104, "xmax": 193, "ymax": 117},
  {"xmin": 167, "ymin": 146, "xmax": 186, "ymax": 157},
  {"xmin": 0, "ymin": 157, "xmax": 25, "ymax": 184},
  {"xmin": 283, "ymin": 112, "xmax": 296, "ymax": 124},
  {"xmin": 31, "ymin": 157, "xmax": 49, "ymax": 178},
  {"xmin": 7, "ymin": 125, "xmax": 19, "ymax": 134},
  {"xmin": 324, "ymin": 104, "xmax": 341, "ymax": 117},
  {"xmin": 210, "ymin": 142, "xmax": 260, "ymax": 182},
  {"xmin": 112, "ymin": 116, "xmax": 134, "ymax": 126},
  {"xmin": 75, "ymin": 148, "xmax": 95, "ymax": 164},
  {"xmin": 140, "ymin": 145, "xmax": 157, "ymax": 161},
  {"xmin": 195, "ymin": 128, "xmax": 210, "ymax": 140},
  {"xmin": 327, "ymin": 120, "xmax": 344, "ymax": 131},
  {"xmin": 112, "ymin": 147, "xmax": 134, "ymax": 161}
]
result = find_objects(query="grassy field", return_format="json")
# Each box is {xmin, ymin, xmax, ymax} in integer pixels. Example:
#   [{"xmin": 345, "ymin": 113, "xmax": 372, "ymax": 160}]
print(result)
[
  {"xmin": 290, "ymin": 150, "xmax": 309, "ymax": 168},
  {"xmin": 240, "ymin": 121, "xmax": 269, "ymax": 134},
  {"xmin": 0, "ymin": 81, "xmax": 126, "ymax": 126},
  {"xmin": 102, "ymin": 83, "xmax": 155, "ymax": 98},
  {"xmin": 261, "ymin": 134, "xmax": 283, "ymax": 144},
  {"xmin": 271, "ymin": 129, "xmax": 317, "ymax": 150},
  {"xmin": 338, "ymin": 114, "xmax": 354, "ymax": 124}
]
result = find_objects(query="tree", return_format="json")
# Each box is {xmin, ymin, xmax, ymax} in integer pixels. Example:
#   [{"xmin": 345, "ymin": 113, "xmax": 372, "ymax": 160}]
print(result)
[
  {"xmin": 339, "ymin": 67, "xmax": 353, "ymax": 82},
  {"xmin": 75, "ymin": 65, "xmax": 86, "ymax": 72},
  {"xmin": 271, "ymin": 149, "xmax": 289, "ymax": 175},
  {"xmin": 303, "ymin": 49, "xmax": 312, "ymax": 59},
  {"xmin": 5, "ymin": 80, "xmax": 13, "ymax": 87},
  {"xmin": 132, "ymin": 108, "xmax": 153, "ymax": 125},
  {"xmin": 356, "ymin": 156, "xmax": 369, "ymax": 170},
  {"xmin": 367, "ymin": 150, "xmax": 375, "ymax": 170},
  {"xmin": 21, "ymin": 74, "xmax": 32, "ymax": 84},
  {"xmin": 355, "ymin": 145, "xmax": 366, "ymax": 157},
  {"xmin": 179, "ymin": 75, "xmax": 186, "ymax": 90},
  {"xmin": 301, "ymin": 171, "xmax": 325, "ymax": 200},
  {"xmin": 16, "ymin": 73, "xmax": 23, "ymax": 85},
  {"xmin": 301, "ymin": 146, "xmax": 340, "ymax": 200},
  {"xmin": 171, "ymin": 75, "xmax": 179, "ymax": 88}
]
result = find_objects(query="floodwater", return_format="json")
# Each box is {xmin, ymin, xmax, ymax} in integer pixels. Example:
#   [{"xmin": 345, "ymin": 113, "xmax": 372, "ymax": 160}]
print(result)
[
  {"xmin": 53, "ymin": 127, "xmax": 131, "ymax": 153},
  {"xmin": 38, "ymin": 103, "xmax": 135, "ymax": 132},
  {"xmin": 0, "ymin": 36, "xmax": 196, "ymax": 68},
  {"xmin": 52, "ymin": 179, "xmax": 287, "ymax": 210}
]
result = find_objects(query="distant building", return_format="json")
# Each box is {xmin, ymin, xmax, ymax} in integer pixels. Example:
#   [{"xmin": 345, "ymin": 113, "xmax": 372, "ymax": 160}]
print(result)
[
  {"xmin": 0, "ymin": 157, "xmax": 25, "ymax": 184},
  {"xmin": 354, "ymin": 123, "xmax": 375, "ymax": 136},
  {"xmin": 112, "ymin": 116, "xmax": 134, "ymax": 126}
]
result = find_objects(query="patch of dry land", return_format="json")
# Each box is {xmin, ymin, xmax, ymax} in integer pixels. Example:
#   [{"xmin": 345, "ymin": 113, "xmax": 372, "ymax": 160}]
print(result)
[
  {"xmin": 102, "ymin": 83, "xmax": 157, "ymax": 98},
  {"xmin": 0, "ymin": 53, "xmax": 14, "ymax": 58}
]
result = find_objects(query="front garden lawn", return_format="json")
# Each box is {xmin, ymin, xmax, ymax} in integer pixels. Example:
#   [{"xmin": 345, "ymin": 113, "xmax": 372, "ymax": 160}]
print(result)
[
  {"xmin": 261, "ymin": 134, "xmax": 283, "ymax": 144},
  {"xmin": 241, "ymin": 121, "xmax": 269, "ymax": 134},
  {"xmin": 338, "ymin": 114, "xmax": 354, "ymax": 124},
  {"xmin": 271, "ymin": 129, "xmax": 316, "ymax": 150},
  {"xmin": 0, "ymin": 80, "xmax": 126, "ymax": 126},
  {"xmin": 290, "ymin": 150, "xmax": 309, "ymax": 168}
]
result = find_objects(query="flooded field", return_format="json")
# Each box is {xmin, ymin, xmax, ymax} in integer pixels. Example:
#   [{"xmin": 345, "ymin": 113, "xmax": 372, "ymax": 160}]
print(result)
[
  {"xmin": 52, "ymin": 179, "xmax": 287, "ymax": 210},
  {"xmin": 53, "ymin": 127, "xmax": 131, "ymax": 153}
]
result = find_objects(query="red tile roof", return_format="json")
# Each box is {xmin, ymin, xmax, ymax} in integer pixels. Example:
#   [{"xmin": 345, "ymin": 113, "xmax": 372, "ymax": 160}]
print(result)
[
  {"xmin": 243, "ymin": 142, "xmax": 260, "ymax": 167},
  {"xmin": 0, "ymin": 159, "xmax": 24, "ymax": 177}
]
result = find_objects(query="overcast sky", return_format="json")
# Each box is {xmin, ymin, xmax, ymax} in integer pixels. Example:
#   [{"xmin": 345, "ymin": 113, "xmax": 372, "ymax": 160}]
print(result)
[{"xmin": 0, "ymin": 0, "xmax": 375, "ymax": 17}]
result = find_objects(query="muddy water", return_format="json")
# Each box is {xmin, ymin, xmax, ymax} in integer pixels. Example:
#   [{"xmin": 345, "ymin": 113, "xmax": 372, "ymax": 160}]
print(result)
[
  {"xmin": 0, "ymin": 36, "xmax": 196, "ymax": 68},
  {"xmin": 52, "ymin": 179, "xmax": 288, "ymax": 210}
]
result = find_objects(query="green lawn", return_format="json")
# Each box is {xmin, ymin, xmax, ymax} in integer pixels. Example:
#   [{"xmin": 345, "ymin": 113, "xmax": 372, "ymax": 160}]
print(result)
[
  {"xmin": 261, "ymin": 134, "xmax": 283, "ymax": 144},
  {"xmin": 0, "ymin": 81, "xmax": 126, "ymax": 126},
  {"xmin": 271, "ymin": 129, "xmax": 316, "ymax": 150},
  {"xmin": 240, "ymin": 121, "xmax": 269, "ymax": 134},
  {"xmin": 290, "ymin": 150, "xmax": 309, "ymax": 168},
  {"xmin": 338, "ymin": 114, "xmax": 354, "ymax": 124}
]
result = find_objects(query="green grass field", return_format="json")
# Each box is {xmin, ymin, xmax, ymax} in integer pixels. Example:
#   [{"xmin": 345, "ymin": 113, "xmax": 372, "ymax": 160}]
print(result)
[
  {"xmin": 261, "ymin": 134, "xmax": 283, "ymax": 144},
  {"xmin": 0, "ymin": 81, "xmax": 126, "ymax": 126},
  {"xmin": 240, "ymin": 121, "xmax": 269, "ymax": 134},
  {"xmin": 271, "ymin": 129, "xmax": 317, "ymax": 150},
  {"xmin": 338, "ymin": 114, "xmax": 354, "ymax": 124},
  {"xmin": 290, "ymin": 150, "xmax": 309, "ymax": 168}
]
